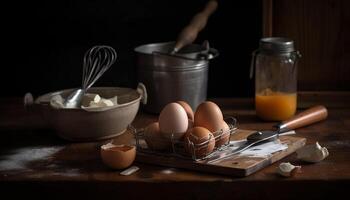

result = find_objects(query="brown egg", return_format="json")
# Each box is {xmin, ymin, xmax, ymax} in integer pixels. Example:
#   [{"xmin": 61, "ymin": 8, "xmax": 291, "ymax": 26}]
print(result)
[
  {"xmin": 184, "ymin": 127, "xmax": 215, "ymax": 158},
  {"xmin": 176, "ymin": 101, "xmax": 194, "ymax": 121},
  {"xmin": 100, "ymin": 143, "xmax": 136, "ymax": 169},
  {"xmin": 194, "ymin": 101, "xmax": 224, "ymax": 132},
  {"xmin": 214, "ymin": 121, "xmax": 231, "ymax": 147},
  {"xmin": 144, "ymin": 122, "xmax": 171, "ymax": 150}
]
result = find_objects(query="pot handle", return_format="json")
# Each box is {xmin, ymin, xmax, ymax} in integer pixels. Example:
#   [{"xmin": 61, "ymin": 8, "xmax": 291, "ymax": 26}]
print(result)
[
  {"xmin": 194, "ymin": 40, "xmax": 218, "ymax": 60},
  {"xmin": 198, "ymin": 47, "xmax": 219, "ymax": 60},
  {"xmin": 23, "ymin": 92, "xmax": 44, "ymax": 114},
  {"xmin": 137, "ymin": 83, "xmax": 148, "ymax": 105}
]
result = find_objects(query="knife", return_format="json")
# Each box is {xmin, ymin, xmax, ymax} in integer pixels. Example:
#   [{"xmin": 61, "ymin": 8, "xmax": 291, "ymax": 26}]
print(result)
[{"xmin": 206, "ymin": 105, "xmax": 328, "ymax": 163}]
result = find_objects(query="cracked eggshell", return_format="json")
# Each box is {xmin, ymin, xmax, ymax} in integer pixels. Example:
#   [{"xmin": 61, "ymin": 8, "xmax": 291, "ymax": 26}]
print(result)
[
  {"xmin": 277, "ymin": 162, "xmax": 301, "ymax": 177},
  {"xmin": 101, "ymin": 143, "xmax": 136, "ymax": 169},
  {"xmin": 296, "ymin": 142, "xmax": 329, "ymax": 163}
]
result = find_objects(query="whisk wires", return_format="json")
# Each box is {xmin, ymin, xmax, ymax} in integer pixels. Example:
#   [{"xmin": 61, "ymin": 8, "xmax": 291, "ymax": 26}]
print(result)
[{"xmin": 82, "ymin": 45, "xmax": 117, "ymax": 90}]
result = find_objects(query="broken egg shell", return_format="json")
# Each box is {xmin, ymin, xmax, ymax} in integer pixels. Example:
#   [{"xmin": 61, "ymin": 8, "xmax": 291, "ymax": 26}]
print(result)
[
  {"xmin": 100, "ymin": 143, "xmax": 136, "ymax": 169},
  {"xmin": 277, "ymin": 162, "xmax": 301, "ymax": 177},
  {"xmin": 296, "ymin": 142, "xmax": 329, "ymax": 163}
]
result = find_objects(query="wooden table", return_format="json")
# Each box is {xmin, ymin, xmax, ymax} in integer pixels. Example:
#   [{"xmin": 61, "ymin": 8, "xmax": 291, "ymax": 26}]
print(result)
[{"xmin": 1, "ymin": 92, "xmax": 349, "ymax": 199}]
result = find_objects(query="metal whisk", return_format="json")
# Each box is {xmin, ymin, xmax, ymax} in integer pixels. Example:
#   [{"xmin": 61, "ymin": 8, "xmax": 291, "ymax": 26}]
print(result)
[{"xmin": 64, "ymin": 45, "xmax": 117, "ymax": 108}]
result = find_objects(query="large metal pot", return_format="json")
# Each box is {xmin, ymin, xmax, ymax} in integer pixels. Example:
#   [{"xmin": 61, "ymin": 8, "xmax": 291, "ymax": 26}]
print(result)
[{"xmin": 135, "ymin": 41, "xmax": 218, "ymax": 113}]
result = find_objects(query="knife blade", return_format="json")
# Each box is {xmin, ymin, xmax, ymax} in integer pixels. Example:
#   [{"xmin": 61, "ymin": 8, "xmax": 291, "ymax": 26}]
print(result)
[
  {"xmin": 205, "ymin": 130, "xmax": 278, "ymax": 163},
  {"xmin": 205, "ymin": 105, "xmax": 328, "ymax": 164}
]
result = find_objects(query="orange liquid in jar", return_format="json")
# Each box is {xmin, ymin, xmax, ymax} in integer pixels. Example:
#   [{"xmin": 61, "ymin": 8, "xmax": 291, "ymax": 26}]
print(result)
[{"xmin": 255, "ymin": 89, "xmax": 297, "ymax": 121}]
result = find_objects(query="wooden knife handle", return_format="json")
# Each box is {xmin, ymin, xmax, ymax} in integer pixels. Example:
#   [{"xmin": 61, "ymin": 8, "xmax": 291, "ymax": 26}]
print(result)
[
  {"xmin": 277, "ymin": 105, "xmax": 328, "ymax": 131},
  {"xmin": 173, "ymin": 0, "xmax": 218, "ymax": 53}
]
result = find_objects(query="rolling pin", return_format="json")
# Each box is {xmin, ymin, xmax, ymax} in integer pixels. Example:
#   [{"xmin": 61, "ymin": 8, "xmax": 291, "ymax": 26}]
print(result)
[
  {"xmin": 275, "ymin": 105, "xmax": 328, "ymax": 132},
  {"xmin": 171, "ymin": 0, "xmax": 218, "ymax": 54}
]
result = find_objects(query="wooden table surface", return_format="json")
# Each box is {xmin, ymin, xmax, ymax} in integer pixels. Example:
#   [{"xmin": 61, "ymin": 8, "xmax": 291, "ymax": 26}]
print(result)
[{"xmin": 0, "ymin": 92, "xmax": 349, "ymax": 199}]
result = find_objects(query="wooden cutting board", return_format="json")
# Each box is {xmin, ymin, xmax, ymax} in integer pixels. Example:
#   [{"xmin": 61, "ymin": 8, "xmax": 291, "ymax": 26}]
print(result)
[{"xmin": 136, "ymin": 129, "xmax": 306, "ymax": 177}]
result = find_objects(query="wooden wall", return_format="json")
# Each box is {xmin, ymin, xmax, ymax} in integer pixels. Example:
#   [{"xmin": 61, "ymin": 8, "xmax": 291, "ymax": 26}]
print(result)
[{"xmin": 263, "ymin": 0, "xmax": 350, "ymax": 91}]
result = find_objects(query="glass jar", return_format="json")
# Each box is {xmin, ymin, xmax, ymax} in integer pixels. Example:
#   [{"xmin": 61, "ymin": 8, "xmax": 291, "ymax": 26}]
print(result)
[{"xmin": 251, "ymin": 37, "xmax": 301, "ymax": 121}]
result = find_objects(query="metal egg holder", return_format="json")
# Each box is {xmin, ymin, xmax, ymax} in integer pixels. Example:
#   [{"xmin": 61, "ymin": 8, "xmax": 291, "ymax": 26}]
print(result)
[{"xmin": 131, "ymin": 117, "xmax": 237, "ymax": 161}]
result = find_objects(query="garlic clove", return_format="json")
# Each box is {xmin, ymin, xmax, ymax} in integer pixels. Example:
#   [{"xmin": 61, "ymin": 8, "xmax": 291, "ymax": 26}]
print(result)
[
  {"xmin": 277, "ymin": 162, "xmax": 301, "ymax": 177},
  {"xmin": 296, "ymin": 142, "xmax": 329, "ymax": 163}
]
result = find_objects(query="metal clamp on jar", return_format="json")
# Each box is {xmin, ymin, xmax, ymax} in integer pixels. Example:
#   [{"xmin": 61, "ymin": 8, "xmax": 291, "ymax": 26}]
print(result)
[{"xmin": 250, "ymin": 37, "xmax": 301, "ymax": 121}]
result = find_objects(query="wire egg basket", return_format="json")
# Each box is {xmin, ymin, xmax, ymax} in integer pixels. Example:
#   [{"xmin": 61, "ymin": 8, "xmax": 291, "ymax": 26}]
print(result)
[{"xmin": 130, "ymin": 117, "xmax": 237, "ymax": 161}]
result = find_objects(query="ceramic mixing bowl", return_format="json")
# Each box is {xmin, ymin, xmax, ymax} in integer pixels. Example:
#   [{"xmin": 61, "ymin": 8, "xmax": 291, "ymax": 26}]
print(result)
[{"xmin": 26, "ymin": 84, "xmax": 147, "ymax": 142}]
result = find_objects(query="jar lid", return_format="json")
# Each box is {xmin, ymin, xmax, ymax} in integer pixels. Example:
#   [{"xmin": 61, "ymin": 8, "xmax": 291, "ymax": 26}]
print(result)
[{"xmin": 259, "ymin": 37, "xmax": 295, "ymax": 54}]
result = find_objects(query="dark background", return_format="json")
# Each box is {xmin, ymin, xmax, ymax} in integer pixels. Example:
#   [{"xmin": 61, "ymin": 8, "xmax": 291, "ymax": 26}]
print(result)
[{"xmin": 1, "ymin": 0, "xmax": 262, "ymax": 98}]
